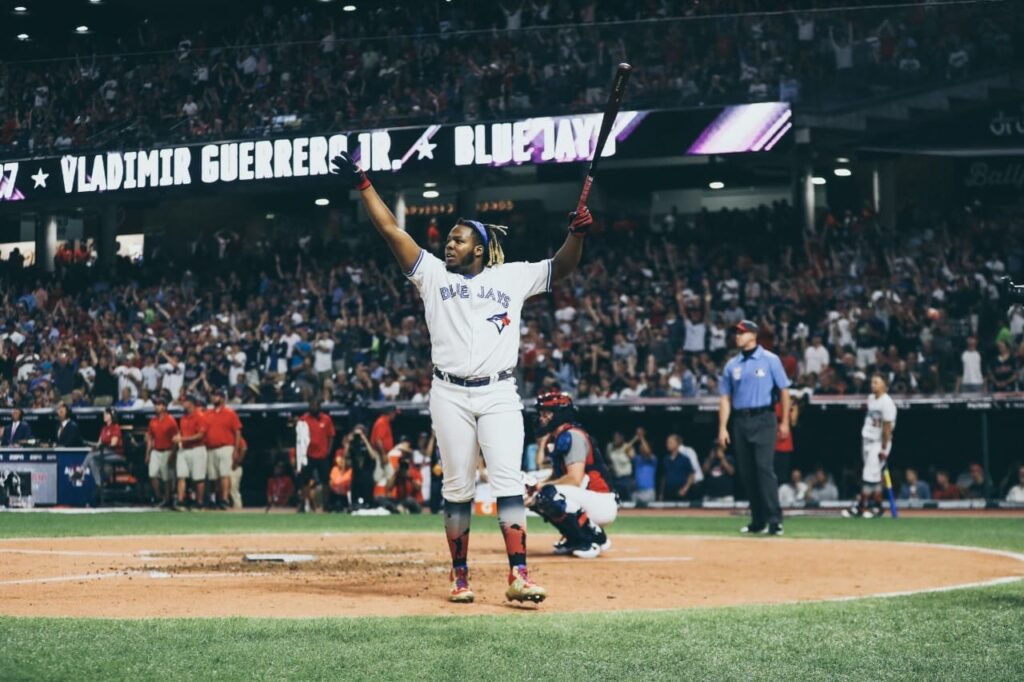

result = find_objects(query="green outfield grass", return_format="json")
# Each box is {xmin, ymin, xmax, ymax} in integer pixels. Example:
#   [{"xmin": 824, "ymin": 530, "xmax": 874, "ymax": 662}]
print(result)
[{"xmin": 1, "ymin": 513, "xmax": 1022, "ymax": 681}]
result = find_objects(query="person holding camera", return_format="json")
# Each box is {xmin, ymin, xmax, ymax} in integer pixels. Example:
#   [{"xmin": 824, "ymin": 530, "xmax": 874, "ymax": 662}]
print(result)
[
  {"xmin": 345, "ymin": 423, "xmax": 382, "ymax": 509},
  {"xmin": 385, "ymin": 438, "xmax": 424, "ymax": 514}
]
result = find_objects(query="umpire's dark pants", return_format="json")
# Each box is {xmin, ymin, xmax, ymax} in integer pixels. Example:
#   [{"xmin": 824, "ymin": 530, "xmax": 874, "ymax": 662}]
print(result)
[{"xmin": 732, "ymin": 410, "xmax": 781, "ymax": 526}]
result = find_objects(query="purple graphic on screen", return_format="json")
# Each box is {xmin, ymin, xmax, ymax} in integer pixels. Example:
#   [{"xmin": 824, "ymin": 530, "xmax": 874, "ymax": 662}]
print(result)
[
  {"xmin": 687, "ymin": 103, "xmax": 791, "ymax": 155},
  {"xmin": 0, "ymin": 175, "xmax": 25, "ymax": 201}
]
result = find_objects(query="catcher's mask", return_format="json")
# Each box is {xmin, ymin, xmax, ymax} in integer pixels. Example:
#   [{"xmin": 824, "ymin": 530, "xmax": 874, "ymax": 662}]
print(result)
[{"xmin": 535, "ymin": 391, "xmax": 576, "ymax": 435}]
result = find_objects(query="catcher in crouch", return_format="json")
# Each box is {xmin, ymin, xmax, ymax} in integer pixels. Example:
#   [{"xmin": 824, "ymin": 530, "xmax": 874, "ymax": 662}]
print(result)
[{"xmin": 527, "ymin": 391, "xmax": 617, "ymax": 558}]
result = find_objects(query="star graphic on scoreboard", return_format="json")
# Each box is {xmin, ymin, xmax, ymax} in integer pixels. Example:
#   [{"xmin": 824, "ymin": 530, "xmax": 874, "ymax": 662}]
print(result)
[
  {"xmin": 31, "ymin": 168, "xmax": 49, "ymax": 188},
  {"xmin": 413, "ymin": 138, "xmax": 437, "ymax": 160}
]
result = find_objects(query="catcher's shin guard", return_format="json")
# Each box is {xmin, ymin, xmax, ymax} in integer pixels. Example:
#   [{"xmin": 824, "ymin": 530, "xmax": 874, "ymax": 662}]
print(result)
[{"xmin": 531, "ymin": 484, "xmax": 603, "ymax": 548}]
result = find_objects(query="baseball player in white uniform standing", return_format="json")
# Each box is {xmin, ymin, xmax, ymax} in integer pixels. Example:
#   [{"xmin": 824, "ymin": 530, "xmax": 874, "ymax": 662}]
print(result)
[
  {"xmin": 843, "ymin": 373, "xmax": 897, "ymax": 518},
  {"xmin": 331, "ymin": 152, "xmax": 593, "ymax": 604}
]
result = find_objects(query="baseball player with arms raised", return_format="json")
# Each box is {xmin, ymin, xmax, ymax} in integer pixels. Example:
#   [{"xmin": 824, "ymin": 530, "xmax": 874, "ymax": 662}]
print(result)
[
  {"xmin": 843, "ymin": 373, "xmax": 897, "ymax": 518},
  {"xmin": 528, "ymin": 391, "xmax": 616, "ymax": 558},
  {"xmin": 331, "ymin": 152, "xmax": 592, "ymax": 604}
]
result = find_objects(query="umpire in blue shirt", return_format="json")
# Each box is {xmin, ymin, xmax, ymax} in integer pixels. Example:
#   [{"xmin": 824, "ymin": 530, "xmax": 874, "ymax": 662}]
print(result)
[{"xmin": 718, "ymin": 320, "xmax": 791, "ymax": 535}]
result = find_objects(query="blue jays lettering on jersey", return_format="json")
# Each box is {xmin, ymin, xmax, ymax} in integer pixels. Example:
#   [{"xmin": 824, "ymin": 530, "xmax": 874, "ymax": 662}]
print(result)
[
  {"xmin": 719, "ymin": 346, "xmax": 790, "ymax": 409},
  {"xmin": 439, "ymin": 284, "xmax": 511, "ymax": 309}
]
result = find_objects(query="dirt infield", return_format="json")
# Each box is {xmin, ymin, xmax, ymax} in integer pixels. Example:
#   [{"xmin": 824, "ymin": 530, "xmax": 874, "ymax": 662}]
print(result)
[{"xmin": 1, "ymin": 532, "xmax": 1021, "ymax": 618}]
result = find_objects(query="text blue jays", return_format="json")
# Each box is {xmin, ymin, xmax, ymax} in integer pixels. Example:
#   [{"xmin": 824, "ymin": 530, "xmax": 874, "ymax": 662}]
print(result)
[{"xmin": 439, "ymin": 284, "xmax": 511, "ymax": 308}]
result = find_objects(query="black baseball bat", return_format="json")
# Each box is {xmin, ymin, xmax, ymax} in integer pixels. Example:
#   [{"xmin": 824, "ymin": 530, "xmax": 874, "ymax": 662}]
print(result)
[{"xmin": 575, "ymin": 63, "xmax": 632, "ymax": 212}]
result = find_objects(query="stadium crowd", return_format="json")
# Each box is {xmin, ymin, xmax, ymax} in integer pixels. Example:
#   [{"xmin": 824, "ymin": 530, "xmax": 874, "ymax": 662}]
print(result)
[
  {"xmin": 1, "ymin": 200, "xmax": 1022, "ymax": 411},
  {"xmin": 1, "ymin": 0, "xmax": 1020, "ymax": 157}
]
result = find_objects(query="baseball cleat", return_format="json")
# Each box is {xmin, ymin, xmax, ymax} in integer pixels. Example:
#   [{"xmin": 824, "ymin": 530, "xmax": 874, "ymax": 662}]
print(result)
[
  {"xmin": 594, "ymin": 526, "xmax": 612, "ymax": 552},
  {"xmin": 448, "ymin": 566, "xmax": 474, "ymax": 603},
  {"xmin": 506, "ymin": 565, "xmax": 546, "ymax": 603},
  {"xmin": 768, "ymin": 522, "xmax": 784, "ymax": 536},
  {"xmin": 571, "ymin": 543, "xmax": 602, "ymax": 559},
  {"xmin": 740, "ymin": 524, "xmax": 767, "ymax": 534},
  {"xmin": 552, "ymin": 537, "xmax": 572, "ymax": 555}
]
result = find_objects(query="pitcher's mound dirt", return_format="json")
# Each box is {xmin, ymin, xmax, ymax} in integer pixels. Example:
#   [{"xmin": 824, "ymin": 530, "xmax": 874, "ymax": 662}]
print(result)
[{"xmin": 0, "ymin": 533, "xmax": 1020, "ymax": 618}]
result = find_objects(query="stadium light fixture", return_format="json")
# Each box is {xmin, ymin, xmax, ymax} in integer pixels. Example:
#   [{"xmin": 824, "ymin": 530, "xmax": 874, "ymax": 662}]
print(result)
[
  {"xmin": 89, "ymin": 0, "xmax": 104, "ymax": 4},
  {"xmin": 423, "ymin": 182, "xmax": 437, "ymax": 188},
  {"xmin": 75, "ymin": 25, "xmax": 90, "ymax": 33},
  {"xmin": 314, "ymin": 198, "xmax": 330, "ymax": 206},
  {"xmin": 16, "ymin": 33, "xmax": 29, "ymax": 41},
  {"xmin": 708, "ymin": 181, "xmax": 725, "ymax": 190},
  {"xmin": 422, "ymin": 190, "xmax": 440, "ymax": 199},
  {"xmin": 836, "ymin": 157, "xmax": 850, "ymax": 163},
  {"xmin": 13, "ymin": 6, "xmax": 27, "ymax": 13},
  {"xmin": 342, "ymin": 4, "xmax": 357, "ymax": 11},
  {"xmin": 833, "ymin": 168, "xmax": 852, "ymax": 177},
  {"xmin": 265, "ymin": 213, "xmax": 276, "ymax": 220},
  {"xmin": 812, "ymin": 177, "xmax": 827, "ymax": 185}
]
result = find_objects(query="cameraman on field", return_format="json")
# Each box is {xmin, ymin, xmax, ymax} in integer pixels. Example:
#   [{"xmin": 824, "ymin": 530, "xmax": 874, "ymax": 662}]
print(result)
[
  {"xmin": 345, "ymin": 423, "xmax": 381, "ymax": 510},
  {"xmin": 385, "ymin": 437, "xmax": 424, "ymax": 514}
]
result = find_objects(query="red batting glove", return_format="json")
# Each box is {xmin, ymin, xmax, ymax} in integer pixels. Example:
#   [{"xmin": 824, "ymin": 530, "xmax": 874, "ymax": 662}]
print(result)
[{"xmin": 568, "ymin": 206, "xmax": 593, "ymax": 236}]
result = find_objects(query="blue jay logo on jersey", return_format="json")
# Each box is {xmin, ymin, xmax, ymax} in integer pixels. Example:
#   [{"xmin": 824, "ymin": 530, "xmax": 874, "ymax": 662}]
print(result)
[{"xmin": 487, "ymin": 312, "xmax": 511, "ymax": 333}]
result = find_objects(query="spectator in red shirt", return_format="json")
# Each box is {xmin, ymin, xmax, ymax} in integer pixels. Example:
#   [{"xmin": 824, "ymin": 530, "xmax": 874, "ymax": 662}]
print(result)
[
  {"xmin": 777, "ymin": 342, "xmax": 799, "ymax": 382},
  {"xmin": 297, "ymin": 398, "xmax": 336, "ymax": 512},
  {"xmin": 932, "ymin": 470, "xmax": 962, "ymax": 500},
  {"xmin": 98, "ymin": 407, "xmax": 124, "ymax": 455},
  {"xmin": 370, "ymin": 406, "xmax": 396, "ymax": 457},
  {"xmin": 83, "ymin": 406, "xmax": 128, "ymax": 495},
  {"xmin": 204, "ymin": 388, "xmax": 243, "ymax": 509},
  {"xmin": 145, "ymin": 397, "xmax": 178, "ymax": 508},
  {"xmin": 266, "ymin": 461, "xmax": 295, "ymax": 508}
]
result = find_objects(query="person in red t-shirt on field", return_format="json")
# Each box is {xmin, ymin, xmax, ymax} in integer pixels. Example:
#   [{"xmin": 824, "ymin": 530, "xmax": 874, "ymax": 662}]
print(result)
[
  {"xmin": 297, "ymin": 398, "xmax": 336, "ymax": 512},
  {"xmin": 370, "ymin": 406, "xmax": 396, "ymax": 458},
  {"xmin": 774, "ymin": 393, "xmax": 800, "ymax": 487},
  {"xmin": 146, "ymin": 396, "xmax": 179, "ymax": 507},
  {"xmin": 204, "ymin": 388, "xmax": 243, "ymax": 509},
  {"xmin": 174, "ymin": 395, "xmax": 209, "ymax": 510}
]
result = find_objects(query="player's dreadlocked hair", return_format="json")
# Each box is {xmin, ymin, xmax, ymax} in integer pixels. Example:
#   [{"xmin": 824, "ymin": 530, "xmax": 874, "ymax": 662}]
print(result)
[{"xmin": 458, "ymin": 219, "xmax": 508, "ymax": 267}]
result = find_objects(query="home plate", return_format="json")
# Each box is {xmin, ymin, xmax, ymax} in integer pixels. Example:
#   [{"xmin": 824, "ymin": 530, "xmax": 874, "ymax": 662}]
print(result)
[{"xmin": 243, "ymin": 554, "xmax": 316, "ymax": 563}]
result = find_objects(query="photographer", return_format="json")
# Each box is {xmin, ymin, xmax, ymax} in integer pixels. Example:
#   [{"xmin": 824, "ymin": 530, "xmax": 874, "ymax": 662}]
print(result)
[
  {"xmin": 345, "ymin": 423, "xmax": 382, "ymax": 509},
  {"xmin": 384, "ymin": 438, "xmax": 424, "ymax": 514}
]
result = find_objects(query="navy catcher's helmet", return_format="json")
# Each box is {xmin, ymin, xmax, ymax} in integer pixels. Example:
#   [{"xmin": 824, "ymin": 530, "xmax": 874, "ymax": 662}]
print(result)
[{"xmin": 535, "ymin": 391, "xmax": 576, "ymax": 435}]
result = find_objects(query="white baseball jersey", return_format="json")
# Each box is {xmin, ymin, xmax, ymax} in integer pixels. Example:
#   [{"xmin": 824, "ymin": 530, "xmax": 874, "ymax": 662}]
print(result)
[
  {"xmin": 405, "ymin": 249, "xmax": 552, "ymax": 377},
  {"xmin": 862, "ymin": 393, "xmax": 897, "ymax": 442}
]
